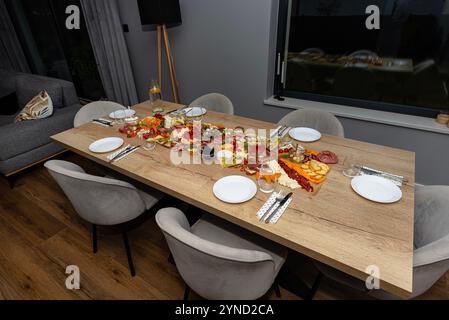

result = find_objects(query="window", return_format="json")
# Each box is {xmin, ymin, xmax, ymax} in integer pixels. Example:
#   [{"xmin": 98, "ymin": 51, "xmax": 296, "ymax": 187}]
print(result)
[
  {"xmin": 6, "ymin": 0, "xmax": 105, "ymax": 101},
  {"xmin": 274, "ymin": 0, "xmax": 449, "ymax": 117}
]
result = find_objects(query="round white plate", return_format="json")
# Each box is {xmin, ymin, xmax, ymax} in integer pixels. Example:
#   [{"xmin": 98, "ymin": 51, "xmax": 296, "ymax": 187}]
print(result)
[
  {"xmin": 289, "ymin": 127, "xmax": 322, "ymax": 142},
  {"xmin": 109, "ymin": 109, "xmax": 136, "ymax": 119},
  {"xmin": 351, "ymin": 175, "xmax": 402, "ymax": 204},
  {"xmin": 89, "ymin": 137, "xmax": 124, "ymax": 154},
  {"xmin": 213, "ymin": 176, "xmax": 257, "ymax": 204},
  {"xmin": 186, "ymin": 107, "xmax": 207, "ymax": 117}
]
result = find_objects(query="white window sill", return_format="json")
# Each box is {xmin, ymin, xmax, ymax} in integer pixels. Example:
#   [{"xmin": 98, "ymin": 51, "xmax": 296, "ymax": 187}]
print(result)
[{"xmin": 264, "ymin": 96, "xmax": 449, "ymax": 135}]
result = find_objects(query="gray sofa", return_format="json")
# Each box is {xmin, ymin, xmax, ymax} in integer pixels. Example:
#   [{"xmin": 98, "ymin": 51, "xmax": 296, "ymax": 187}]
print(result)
[{"xmin": 0, "ymin": 69, "xmax": 81, "ymax": 180}]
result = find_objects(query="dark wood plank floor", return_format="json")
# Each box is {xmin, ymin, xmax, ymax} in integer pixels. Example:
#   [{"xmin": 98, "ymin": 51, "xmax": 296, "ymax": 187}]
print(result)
[{"xmin": 0, "ymin": 153, "xmax": 448, "ymax": 300}]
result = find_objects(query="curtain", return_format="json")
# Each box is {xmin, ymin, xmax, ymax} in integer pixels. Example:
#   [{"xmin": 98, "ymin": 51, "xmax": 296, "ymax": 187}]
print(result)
[
  {"xmin": 80, "ymin": 0, "xmax": 138, "ymax": 106},
  {"xmin": 0, "ymin": 0, "xmax": 30, "ymax": 72}
]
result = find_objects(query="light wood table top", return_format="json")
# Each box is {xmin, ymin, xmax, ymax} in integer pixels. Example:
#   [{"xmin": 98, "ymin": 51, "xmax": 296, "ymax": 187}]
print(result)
[{"xmin": 52, "ymin": 100, "xmax": 415, "ymax": 298}]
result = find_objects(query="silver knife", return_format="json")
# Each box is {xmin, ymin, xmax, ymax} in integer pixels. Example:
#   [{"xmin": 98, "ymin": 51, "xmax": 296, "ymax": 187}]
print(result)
[
  {"xmin": 109, "ymin": 145, "xmax": 132, "ymax": 163},
  {"xmin": 259, "ymin": 193, "xmax": 284, "ymax": 222},
  {"xmin": 265, "ymin": 192, "xmax": 293, "ymax": 224},
  {"xmin": 112, "ymin": 146, "xmax": 140, "ymax": 162}
]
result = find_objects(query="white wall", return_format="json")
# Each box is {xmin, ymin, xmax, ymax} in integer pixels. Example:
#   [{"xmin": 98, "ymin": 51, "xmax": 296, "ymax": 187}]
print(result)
[{"xmin": 117, "ymin": 0, "xmax": 449, "ymax": 185}]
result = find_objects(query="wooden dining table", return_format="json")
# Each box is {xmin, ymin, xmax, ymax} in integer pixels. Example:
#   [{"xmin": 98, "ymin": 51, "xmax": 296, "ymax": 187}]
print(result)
[{"xmin": 52, "ymin": 100, "xmax": 415, "ymax": 298}]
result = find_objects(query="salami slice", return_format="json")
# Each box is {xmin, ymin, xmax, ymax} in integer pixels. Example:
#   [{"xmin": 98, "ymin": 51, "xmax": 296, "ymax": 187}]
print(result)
[{"xmin": 317, "ymin": 151, "xmax": 338, "ymax": 164}]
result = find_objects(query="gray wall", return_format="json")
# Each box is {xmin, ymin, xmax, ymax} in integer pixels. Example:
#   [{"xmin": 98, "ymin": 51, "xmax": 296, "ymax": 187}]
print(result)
[{"xmin": 118, "ymin": 0, "xmax": 448, "ymax": 185}]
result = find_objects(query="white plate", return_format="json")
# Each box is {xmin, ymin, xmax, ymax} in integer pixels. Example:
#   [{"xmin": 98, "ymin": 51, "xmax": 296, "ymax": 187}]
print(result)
[
  {"xmin": 351, "ymin": 175, "xmax": 402, "ymax": 204},
  {"xmin": 89, "ymin": 137, "xmax": 124, "ymax": 154},
  {"xmin": 185, "ymin": 107, "xmax": 207, "ymax": 117},
  {"xmin": 213, "ymin": 176, "xmax": 257, "ymax": 204},
  {"xmin": 289, "ymin": 127, "xmax": 322, "ymax": 142},
  {"xmin": 109, "ymin": 109, "xmax": 136, "ymax": 119}
]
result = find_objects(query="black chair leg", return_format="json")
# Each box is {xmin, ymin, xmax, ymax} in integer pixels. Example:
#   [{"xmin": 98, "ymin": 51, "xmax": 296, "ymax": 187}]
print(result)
[
  {"xmin": 309, "ymin": 271, "xmax": 323, "ymax": 300},
  {"xmin": 273, "ymin": 281, "xmax": 281, "ymax": 298},
  {"xmin": 168, "ymin": 254, "xmax": 175, "ymax": 265},
  {"xmin": 121, "ymin": 225, "xmax": 136, "ymax": 277},
  {"xmin": 92, "ymin": 224, "xmax": 98, "ymax": 254},
  {"xmin": 184, "ymin": 285, "xmax": 191, "ymax": 300}
]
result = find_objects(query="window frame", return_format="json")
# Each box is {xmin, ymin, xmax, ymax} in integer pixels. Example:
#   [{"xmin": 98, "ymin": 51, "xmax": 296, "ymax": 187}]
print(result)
[{"xmin": 273, "ymin": 0, "xmax": 445, "ymax": 118}]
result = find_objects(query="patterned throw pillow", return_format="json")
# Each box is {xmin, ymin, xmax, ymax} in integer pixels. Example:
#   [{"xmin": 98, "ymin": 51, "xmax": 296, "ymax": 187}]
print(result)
[{"xmin": 15, "ymin": 90, "xmax": 54, "ymax": 122}]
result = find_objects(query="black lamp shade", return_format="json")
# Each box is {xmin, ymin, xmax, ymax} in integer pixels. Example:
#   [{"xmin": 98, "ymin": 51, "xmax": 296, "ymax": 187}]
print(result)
[{"xmin": 137, "ymin": 0, "xmax": 182, "ymax": 26}]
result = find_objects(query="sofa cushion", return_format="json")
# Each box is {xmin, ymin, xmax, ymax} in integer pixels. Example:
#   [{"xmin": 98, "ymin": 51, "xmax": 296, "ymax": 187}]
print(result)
[
  {"xmin": 0, "ymin": 92, "xmax": 20, "ymax": 115},
  {"xmin": 15, "ymin": 74, "xmax": 63, "ymax": 109},
  {"xmin": 0, "ymin": 104, "xmax": 80, "ymax": 161}
]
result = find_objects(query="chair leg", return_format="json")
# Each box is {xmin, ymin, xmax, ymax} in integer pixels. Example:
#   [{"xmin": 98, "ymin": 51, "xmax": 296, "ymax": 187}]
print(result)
[
  {"xmin": 92, "ymin": 224, "xmax": 98, "ymax": 254},
  {"xmin": 309, "ymin": 271, "xmax": 324, "ymax": 300},
  {"xmin": 168, "ymin": 253, "xmax": 175, "ymax": 265},
  {"xmin": 184, "ymin": 285, "xmax": 191, "ymax": 300},
  {"xmin": 121, "ymin": 225, "xmax": 136, "ymax": 277},
  {"xmin": 273, "ymin": 281, "xmax": 281, "ymax": 298}
]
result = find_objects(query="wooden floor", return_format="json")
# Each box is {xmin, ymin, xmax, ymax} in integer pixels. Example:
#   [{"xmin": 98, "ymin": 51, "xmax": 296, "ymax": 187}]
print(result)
[{"xmin": 0, "ymin": 153, "xmax": 448, "ymax": 300}]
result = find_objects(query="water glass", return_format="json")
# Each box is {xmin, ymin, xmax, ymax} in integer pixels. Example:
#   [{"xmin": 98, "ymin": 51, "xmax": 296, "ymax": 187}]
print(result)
[{"xmin": 258, "ymin": 163, "xmax": 277, "ymax": 194}]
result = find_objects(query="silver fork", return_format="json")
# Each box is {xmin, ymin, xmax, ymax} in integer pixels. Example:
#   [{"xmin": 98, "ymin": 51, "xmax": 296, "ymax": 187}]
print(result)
[{"xmin": 259, "ymin": 191, "xmax": 285, "ymax": 222}]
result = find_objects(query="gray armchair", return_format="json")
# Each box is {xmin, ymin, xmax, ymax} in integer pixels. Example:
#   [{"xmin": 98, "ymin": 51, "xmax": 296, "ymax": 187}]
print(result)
[
  {"xmin": 278, "ymin": 109, "xmax": 345, "ymax": 137},
  {"xmin": 0, "ymin": 70, "xmax": 81, "ymax": 183},
  {"xmin": 311, "ymin": 186, "xmax": 449, "ymax": 299},
  {"xmin": 156, "ymin": 208, "xmax": 287, "ymax": 300},
  {"xmin": 189, "ymin": 93, "xmax": 234, "ymax": 115},
  {"xmin": 45, "ymin": 160, "xmax": 163, "ymax": 276}
]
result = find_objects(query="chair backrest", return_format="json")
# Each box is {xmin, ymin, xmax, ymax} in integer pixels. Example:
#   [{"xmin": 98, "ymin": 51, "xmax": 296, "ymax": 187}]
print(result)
[
  {"xmin": 189, "ymin": 93, "xmax": 234, "ymax": 115},
  {"xmin": 278, "ymin": 109, "xmax": 345, "ymax": 137},
  {"xmin": 156, "ymin": 208, "xmax": 277, "ymax": 300},
  {"xmin": 349, "ymin": 50, "xmax": 378, "ymax": 58},
  {"xmin": 301, "ymin": 48, "xmax": 324, "ymax": 55},
  {"xmin": 74, "ymin": 101, "xmax": 125, "ymax": 127},
  {"xmin": 15, "ymin": 73, "xmax": 79, "ymax": 109},
  {"xmin": 333, "ymin": 66, "xmax": 379, "ymax": 101},
  {"xmin": 45, "ymin": 160, "xmax": 146, "ymax": 226},
  {"xmin": 411, "ymin": 186, "xmax": 449, "ymax": 298},
  {"xmin": 415, "ymin": 186, "xmax": 449, "ymax": 248}
]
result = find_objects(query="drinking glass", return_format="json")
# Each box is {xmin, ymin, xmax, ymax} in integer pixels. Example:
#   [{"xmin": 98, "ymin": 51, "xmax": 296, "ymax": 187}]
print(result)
[
  {"xmin": 142, "ymin": 132, "xmax": 156, "ymax": 151},
  {"xmin": 258, "ymin": 162, "xmax": 277, "ymax": 194},
  {"xmin": 148, "ymin": 80, "xmax": 162, "ymax": 103},
  {"xmin": 342, "ymin": 157, "xmax": 362, "ymax": 178}
]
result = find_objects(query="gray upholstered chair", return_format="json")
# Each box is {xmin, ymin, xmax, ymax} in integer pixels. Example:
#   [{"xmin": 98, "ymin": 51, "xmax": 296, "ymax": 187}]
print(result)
[
  {"xmin": 278, "ymin": 109, "xmax": 345, "ymax": 137},
  {"xmin": 310, "ymin": 186, "xmax": 449, "ymax": 299},
  {"xmin": 189, "ymin": 93, "xmax": 234, "ymax": 115},
  {"xmin": 45, "ymin": 160, "xmax": 163, "ymax": 276},
  {"xmin": 156, "ymin": 208, "xmax": 288, "ymax": 300},
  {"xmin": 74, "ymin": 101, "xmax": 125, "ymax": 127}
]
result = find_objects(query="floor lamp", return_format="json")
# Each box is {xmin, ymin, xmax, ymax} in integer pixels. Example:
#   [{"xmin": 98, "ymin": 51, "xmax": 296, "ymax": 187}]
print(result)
[{"xmin": 137, "ymin": 0, "xmax": 182, "ymax": 103}]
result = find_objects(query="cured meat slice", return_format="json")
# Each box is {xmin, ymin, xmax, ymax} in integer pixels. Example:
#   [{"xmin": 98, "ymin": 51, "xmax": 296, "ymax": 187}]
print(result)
[{"xmin": 317, "ymin": 151, "xmax": 338, "ymax": 164}]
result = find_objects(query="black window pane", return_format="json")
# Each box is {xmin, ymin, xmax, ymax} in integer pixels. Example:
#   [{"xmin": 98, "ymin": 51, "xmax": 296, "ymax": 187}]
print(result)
[
  {"xmin": 6, "ymin": 0, "xmax": 105, "ymax": 101},
  {"xmin": 281, "ymin": 0, "xmax": 449, "ymax": 117}
]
